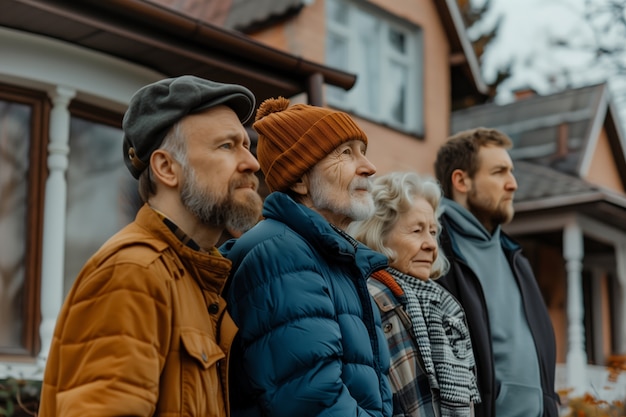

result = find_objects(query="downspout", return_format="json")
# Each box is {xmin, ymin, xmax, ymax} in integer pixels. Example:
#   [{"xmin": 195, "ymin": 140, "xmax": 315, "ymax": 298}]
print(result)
[{"xmin": 307, "ymin": 72, "xmax": 324, "ymax": 106}]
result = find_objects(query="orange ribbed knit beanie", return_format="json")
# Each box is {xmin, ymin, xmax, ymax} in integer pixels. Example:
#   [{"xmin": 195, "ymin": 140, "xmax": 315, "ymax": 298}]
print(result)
[{"xmin": 254, "ymin": 97, "xmax": 368, "ymax": 192}]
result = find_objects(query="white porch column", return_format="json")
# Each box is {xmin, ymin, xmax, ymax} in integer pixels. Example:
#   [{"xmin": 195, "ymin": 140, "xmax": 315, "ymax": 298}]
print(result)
[
  {"xmin": 590, "ymin": 268, "xmax": 605, "ymax": 366},
  {"xmin": 563, "ymin": 222, "xmax": 588, "ymax": 394},
  {"xmin": 37, "ymin": 86, "xmax": 76, "ymax": 369}
]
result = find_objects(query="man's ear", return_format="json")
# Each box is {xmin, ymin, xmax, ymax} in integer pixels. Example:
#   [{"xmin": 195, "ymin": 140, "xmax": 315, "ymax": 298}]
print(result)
[
  {"xmin": 451, "ymin": 169, "xmax": 470, "ymax": 194},
  {"xmin": 150, "ymin": 149, "xmax": 180, "ymax": 188},
  {"xmin": 289, "ymin": 176, "xmax": 308, "ymax": 196}
]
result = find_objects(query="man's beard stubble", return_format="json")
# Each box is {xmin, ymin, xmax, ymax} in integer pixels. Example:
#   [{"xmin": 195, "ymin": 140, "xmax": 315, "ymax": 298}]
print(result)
[
  {"xmin": 180, "ymin": 166, "xmax": 263, "ymax": 235},
  {"xmin": 466, "ymin": 187, "xmax": 514, "ymax": 231}
]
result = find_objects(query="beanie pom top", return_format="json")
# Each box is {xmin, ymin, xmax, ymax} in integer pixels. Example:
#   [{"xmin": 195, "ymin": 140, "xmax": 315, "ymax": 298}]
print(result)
[{"xmin": 255, "ymin": 96, "xmax": 290, "ymax": 122}]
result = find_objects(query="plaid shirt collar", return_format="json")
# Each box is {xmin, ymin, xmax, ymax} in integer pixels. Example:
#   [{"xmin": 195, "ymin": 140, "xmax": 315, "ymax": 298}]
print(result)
[{"xmin": 151, "ymin": 207, "xmax": 201, "ymax": 251}]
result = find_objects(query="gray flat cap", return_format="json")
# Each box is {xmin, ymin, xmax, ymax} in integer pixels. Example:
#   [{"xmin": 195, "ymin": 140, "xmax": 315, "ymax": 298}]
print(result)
[{"xmin": 122, "ymin": 75, "xmax": 256, "ymax": 179}]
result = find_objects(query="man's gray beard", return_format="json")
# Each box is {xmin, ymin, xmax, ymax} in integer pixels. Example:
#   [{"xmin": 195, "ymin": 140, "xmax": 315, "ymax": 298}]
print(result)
[
  {"xmin": 180, "ymin": 166, "xmax": 262, "ymax": 234},
  {"xmin": 309, "ymin": 172, "xmax": 374, "ymax": 222},
  {"xmin": 345, "ymin": 192, "xmax": 375, "ymax": 221}
]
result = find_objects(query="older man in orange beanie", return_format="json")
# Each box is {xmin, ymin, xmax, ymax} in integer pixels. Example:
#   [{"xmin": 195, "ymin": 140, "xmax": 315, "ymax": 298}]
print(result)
[{"xmin": 222, "ymin": 97, "xmax": 393, "ymax": 417}]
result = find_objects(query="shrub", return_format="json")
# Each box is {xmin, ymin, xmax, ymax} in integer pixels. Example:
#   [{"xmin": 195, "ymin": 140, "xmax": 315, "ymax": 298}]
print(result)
[
  {"xmin": 560, "ymin": 355, "xmax": 626, "ymax": 417},
  {"xmin": 0, "ymin": 378, "xmax": 41, "ymax": 417}
]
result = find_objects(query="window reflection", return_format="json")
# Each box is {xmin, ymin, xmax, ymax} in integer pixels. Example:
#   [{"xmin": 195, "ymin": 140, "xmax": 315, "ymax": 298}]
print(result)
[
  {"xmin": 388, "ymin": 63, "xmax": 408, "ymax": 124},
  {"xmin": 327, "ymin": 33, "xmax": 349, "ymax": 103},
  {"xmin": 389, "ymin": 27, "xmax": 406, "ymax": 54},
  {"xmin": 64, "ymin": 116, "xmax": 140, "ymax": 296},
  {"xmin": 327, "ymin": 0, "xmax": 349, "ymax": 24},
  {"xmin": 356, "ymin": 12, "xmax": 380, "ymax": 115},
  {"xmin": 0, "ymin": 100, "xmax": 30, "ymax": 349}
]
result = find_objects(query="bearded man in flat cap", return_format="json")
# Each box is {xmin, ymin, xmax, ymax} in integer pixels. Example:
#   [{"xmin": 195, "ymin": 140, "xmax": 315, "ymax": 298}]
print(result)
[
  {"xmin": 39, "ymin": 75, "xmax": 263, "ymax": 417},
  {"xmin": 223, "ymin": 97, "xmax": 393, "ymax": 417}
]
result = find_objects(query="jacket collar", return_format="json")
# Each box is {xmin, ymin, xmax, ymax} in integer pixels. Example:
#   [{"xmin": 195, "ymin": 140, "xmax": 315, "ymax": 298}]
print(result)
[
  {"xmin": 135, "ymin": 204, "xmax": 232, "ymax": 294},
  {"xmin": 262, "ymin": 192, "xmax": 388, "ymax": 274}
]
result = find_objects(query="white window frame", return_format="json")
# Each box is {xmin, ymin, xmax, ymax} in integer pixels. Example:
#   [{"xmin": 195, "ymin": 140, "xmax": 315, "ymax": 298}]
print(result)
[{"xmin": 325, "ymin": 0, "xmax": 424, "ymax": 135}]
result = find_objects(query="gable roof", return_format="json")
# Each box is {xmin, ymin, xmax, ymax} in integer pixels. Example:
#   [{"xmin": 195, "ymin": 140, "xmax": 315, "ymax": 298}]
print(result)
[
  {"xmin": 452, "ymin": 84, "xmax": 626, "ymax": 229},
  {"xmin": 452, "ymin": 83, "xmax": 626, "ymax": 181},
  {"xmin": 514, "ymin": 160, "xmax": 596, "ymax": 202},
  {"xmin": 513, "ymin": 159, "xmax": 626, "ymax": 230},
  {"xmin": 1, "ymin": 0, "xmax": 356, "ymax": 105}
]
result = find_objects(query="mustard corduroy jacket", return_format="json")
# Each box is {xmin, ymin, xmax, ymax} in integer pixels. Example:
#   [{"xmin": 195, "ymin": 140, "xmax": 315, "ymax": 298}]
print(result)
[{"xmin": 40, "ymin": 204, "xmax": 237, "ymax": 417}]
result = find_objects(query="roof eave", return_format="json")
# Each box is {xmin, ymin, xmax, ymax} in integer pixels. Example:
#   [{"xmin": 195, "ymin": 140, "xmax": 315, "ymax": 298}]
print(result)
[
  {"xmin": 515, "ymin": 191, "xmax": 611, "ymax": 213},
  {"xmin": 2, "ymin": 0, "xmax": 357, "ymax": 104},
  {"xmin": 514, "ymin": 191, "xmax": 626, "ymax": 231}
]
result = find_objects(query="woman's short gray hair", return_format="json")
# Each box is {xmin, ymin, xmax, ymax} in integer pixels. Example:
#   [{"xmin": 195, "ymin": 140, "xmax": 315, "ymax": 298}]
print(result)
[{"xmin": 348, "ymin": 171, "xmax": 449, "ymax": 279}]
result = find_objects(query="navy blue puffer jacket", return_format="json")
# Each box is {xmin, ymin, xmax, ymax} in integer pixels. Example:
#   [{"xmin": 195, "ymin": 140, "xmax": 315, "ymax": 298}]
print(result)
[{"xmin": 223, "ymin": 192, "xmax": 393, "ymax": 417}]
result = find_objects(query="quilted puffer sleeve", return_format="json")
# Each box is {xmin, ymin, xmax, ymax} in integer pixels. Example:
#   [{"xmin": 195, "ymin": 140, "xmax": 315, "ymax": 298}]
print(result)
[
  {"xmin": 49, "ymin": 254, "xmax": 172, "ymax": 416},
  {"xmin": 227, "ymin": 232, "xmax": 380, "ymax": 417}
]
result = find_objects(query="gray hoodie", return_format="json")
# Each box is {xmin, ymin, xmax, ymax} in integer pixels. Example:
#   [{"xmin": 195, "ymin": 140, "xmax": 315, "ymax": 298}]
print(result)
[{"xmin": 442, "ymin": 198, "xmax": 543, "ymax": 417}]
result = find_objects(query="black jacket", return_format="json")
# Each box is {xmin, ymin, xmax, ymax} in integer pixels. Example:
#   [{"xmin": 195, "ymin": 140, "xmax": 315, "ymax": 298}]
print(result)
[{"xmin": 437, "ymin": 214, "xmax": 560, "ymax": 417}]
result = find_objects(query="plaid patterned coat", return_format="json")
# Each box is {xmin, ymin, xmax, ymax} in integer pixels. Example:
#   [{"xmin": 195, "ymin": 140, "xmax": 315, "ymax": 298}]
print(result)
[{"xmin": 368, "ymin": 276, "xmax": 438, "ymax": 417}]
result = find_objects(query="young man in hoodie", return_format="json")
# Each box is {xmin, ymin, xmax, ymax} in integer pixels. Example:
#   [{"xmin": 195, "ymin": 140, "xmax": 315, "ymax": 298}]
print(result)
[{"xmin": 433, "ymin": 127, "xmax": 559, "ymax": 417}]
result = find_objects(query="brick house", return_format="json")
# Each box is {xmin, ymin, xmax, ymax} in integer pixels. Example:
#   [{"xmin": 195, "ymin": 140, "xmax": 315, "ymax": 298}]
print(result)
[{"xmin": 0, "ymin": 0, "xmax": 487, "ymax": 381}]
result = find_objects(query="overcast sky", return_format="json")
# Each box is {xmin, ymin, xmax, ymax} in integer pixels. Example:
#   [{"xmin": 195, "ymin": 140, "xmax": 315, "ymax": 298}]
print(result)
[{"xmin": 470, "ymin": 0, "xmax": 611, "ymax": 103}]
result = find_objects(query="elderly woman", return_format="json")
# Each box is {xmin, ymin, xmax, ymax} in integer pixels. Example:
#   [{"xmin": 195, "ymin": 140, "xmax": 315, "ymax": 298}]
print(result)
[{"xmin": 349, "ymin": 171, "xmax": 480, "ymax": 417}]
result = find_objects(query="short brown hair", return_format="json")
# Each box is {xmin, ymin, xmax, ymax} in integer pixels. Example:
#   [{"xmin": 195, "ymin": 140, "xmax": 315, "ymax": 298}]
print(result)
[{"xmin": 434, "ymin": 127, "xmax": 513, "ymax": 198}]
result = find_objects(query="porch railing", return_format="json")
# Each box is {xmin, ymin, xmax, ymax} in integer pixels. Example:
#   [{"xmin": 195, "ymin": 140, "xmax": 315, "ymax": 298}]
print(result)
[{"xmin": 556, "ymin": 363, "xmax": 626, "ymax": 403}]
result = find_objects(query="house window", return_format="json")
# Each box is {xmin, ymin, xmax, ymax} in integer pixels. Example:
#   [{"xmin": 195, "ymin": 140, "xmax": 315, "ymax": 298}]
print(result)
[
  {"xmin": 0, "ymin": 85, "xmax": 48, "ymax": 355},
  {"xmin": 0, "ymin": 84, "xmax": 139, "ymax": 357},
  {"xmin": 325, "ymin": 0, "xmax": 423, "ymax": 135}
]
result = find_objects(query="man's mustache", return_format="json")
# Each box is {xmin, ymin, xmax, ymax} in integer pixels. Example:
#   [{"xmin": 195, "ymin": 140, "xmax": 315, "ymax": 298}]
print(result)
[
  {"xmin": 350, "ymin": 177, "xmax": 372, "ymax": 192},
  {"xmin": 231, "ymin": 174, "xmax": 260, "ymax": 192}
]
